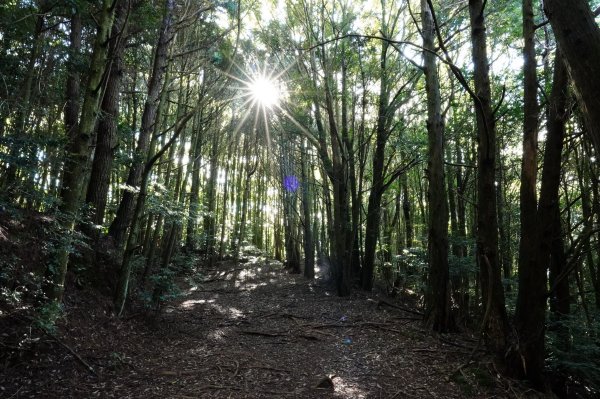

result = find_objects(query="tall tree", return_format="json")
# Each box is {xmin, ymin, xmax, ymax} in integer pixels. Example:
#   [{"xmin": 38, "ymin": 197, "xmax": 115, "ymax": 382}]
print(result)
[
  {"xmin": 43, "ymin": 0, "xmax": 117, "ymax": 306},
  {"xmin": 468, "ymin": 0, "xmax": 509, "ymax": 359},
  {"xmin": 543, "ymin": 0, "xmax": 600, "ymax": 155},
  {"xmin": 518, "ymin": 53, "xmax": 569, "ymax": 388},
  {"xmin": 109, "ymin": 0, "xmax": 175, "ymax": 247},
  {"xmin": 421, "ymin": 0, "xmax": 453, "ymax": 332},
  {"xmin": 86, "ymin": 0, "xmax": 131, "ymax": 227},
  {"xmin": 362, "ymin": 1, "xmax": 400, "ymax": 291},
  {"xmin": 301, "ymin": 138, "xmax": 315, "ymax": 279},
  {"xmin": 516, "ymin": 0, "xmax": 539, "ymax": 308}
]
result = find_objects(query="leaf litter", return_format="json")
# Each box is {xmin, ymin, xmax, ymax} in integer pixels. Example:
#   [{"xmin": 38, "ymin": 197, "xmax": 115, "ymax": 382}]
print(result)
[{"xmin": 1, "ymin": 258, "xmax": 532, "ymax": 398}]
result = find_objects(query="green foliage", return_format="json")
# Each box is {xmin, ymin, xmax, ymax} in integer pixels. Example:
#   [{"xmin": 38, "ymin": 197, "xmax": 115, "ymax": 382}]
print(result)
[
  {"xmin": 547, "ymin": 315, "xmax": 600, "ymax": 397},
  {"xmin": 395, "ymin": 247, "xmax": 427, "ymax": 291},
  {"xmin": 149, "ymin": 267, "xmax": 180, "ymax": 302},
  {"xmin": 34, "ymin": 301, "xmax": 62, "ymax": 334},
  {"xmin": 144, "ymin": 251, "xmax": 199, "ymax": 309},
  {"xmin": 145, "ymin": 181, "xmax": 188, "ymax": 225},
  {"xmin": 448, "ymin": 235, "xmax": 477, "ymax": 278}
]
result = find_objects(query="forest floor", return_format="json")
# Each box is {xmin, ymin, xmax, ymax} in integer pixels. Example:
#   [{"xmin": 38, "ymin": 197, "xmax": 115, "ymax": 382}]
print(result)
[{"xmin": 1, "ymin": 249, "xmax": 540, "ymax": 398}]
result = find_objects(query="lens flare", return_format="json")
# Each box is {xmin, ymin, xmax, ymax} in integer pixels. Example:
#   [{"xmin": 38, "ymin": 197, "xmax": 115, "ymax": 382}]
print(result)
[{"xmin": 248, "ymin": 75, "xmax": 280, "ymax": 108}]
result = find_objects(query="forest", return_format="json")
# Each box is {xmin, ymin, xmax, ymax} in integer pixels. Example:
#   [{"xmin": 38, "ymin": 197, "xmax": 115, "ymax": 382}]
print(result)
[{"xmin": 1, "ymin": 0, "xmax": 599, "ymax": 397}]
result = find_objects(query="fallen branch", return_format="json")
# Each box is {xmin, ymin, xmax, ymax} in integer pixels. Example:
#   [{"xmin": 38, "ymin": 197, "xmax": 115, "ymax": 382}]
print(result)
[
  {"xmin": 159, "ymin": 369, "xmax": 204, "ymax": 376},
  {"xmin": 297, "ymin": 333, "xmax": 320, "ymax": 341},
  {"xmin": 44, "ymin": 331, "xmax": 97, "ymax": 377},
  {"xmin": 202, "ymin": 385, "xmax": 295, "ymax": 395},
  {"xmin": 301, "ymin": 321, "xmax": 411, "ymax": 335},
  {"xmin": 377, "ymin": 299, "xmax": 424, "ymax": 316},
  {"xmin": 7, "ymin": 313, "xmax": 97, "ymax": 376},
  {"xmin": 438, "ymin": 336, "xmax": 486, "ymax": 352},
  {"xmin": 246, "ymin": 364, "xmax": 289, "ymax": 373},
  {"xmin": 240, "ymin": 330, "xmax": 287, "ymax": 337}
]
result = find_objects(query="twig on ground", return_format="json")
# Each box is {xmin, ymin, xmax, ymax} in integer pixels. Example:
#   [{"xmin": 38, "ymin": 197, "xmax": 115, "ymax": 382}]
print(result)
[
  {"xmin": 240, "ymin": 329, "xmax": 287, "ymax": 337},
  {"xmin": 377, "ymin": 299, "xmax": 425, "ymax": 316},
  {"xmin": 44, "ymin": 331, "xmax": 97, "ymax": 376}
]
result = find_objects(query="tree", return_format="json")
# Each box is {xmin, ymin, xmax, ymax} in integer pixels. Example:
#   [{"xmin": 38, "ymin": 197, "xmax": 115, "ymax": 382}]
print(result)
[
  {"xmin": 421, "ymin": 0, "xmax": 453, "ymax": 332},
  {"xmin": 109, "ymin": 0, "xmax": 175, "ymax": 248},
  {"xmin": 362, "ymin": 0, "xmax": 413, "ymax": 292},
  {"xmin": 515, "ymin": 0, "xmax": 539, "ymax": 324},
  {"xmin": 86, "ymin": 0, "xmax": 132, "ymax": 228},
  {"xmin": 300, "ymin": 138, "xmax": 315, "ymax": 279},
  {"xmin": 543, "ymin": 0, "xmax": 600, "ymax": 155},
  {"xmin": 468, "ymin": 0, "xmax": 509, "ymax": 359},
  {"xmin": 43, "ymin": 0, "xmax": 117, "ymax": 306}
]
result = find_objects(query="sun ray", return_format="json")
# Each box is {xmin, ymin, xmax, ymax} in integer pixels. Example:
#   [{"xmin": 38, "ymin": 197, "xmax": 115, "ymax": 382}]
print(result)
[
  {"xmin": 246, "ymin": 73, "xmax": 281, "ymax": 109},
  {"xmin": 229, "ymin": 100, "xmax": 258, "ymax": 142},
  {"xmin": 275, "ymin": 104, "xmax": 319, "ymax": 147}
]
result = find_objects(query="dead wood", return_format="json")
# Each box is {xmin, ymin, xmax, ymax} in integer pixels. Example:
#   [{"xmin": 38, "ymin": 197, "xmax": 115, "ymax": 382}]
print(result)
[
  {"xmin": 45, "ymin": 331, "xmax": 97, "ymax": 377},
  {"xmin": 377, "ymin": 298, "xmax": 425, "ymax": 316},
  {"xmin": 8, "ymin": 313, "xmax": 98, "ymax": 377},
  {"xmin": 239, "ymin": 329, "xmax": 287, "ymax": 337},
  {"xmin": 2, "ymin": 258, "xmax": 517, "ymax": 398}
]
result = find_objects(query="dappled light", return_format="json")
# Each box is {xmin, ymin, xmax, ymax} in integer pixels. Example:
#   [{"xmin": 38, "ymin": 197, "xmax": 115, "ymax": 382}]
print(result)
[{"xmin": 332, "ymin": 376, "xmax": 368, "ymax": 398}]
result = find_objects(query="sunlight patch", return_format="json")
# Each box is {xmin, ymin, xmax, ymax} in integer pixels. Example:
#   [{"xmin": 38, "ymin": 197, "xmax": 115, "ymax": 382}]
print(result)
[
  {"xmin": 227, "ymin": 307, "xmax": 243, "ymax": 319},
  {"xmin": 208, "ymin": 328, "xmax": 226, "ymax": 341},
  {"xmin": 180, "ymin": 299, "xmax": 214, "ymax": 309},
  {"xmin": 333, "ymin": 376, "xmax": 367, "ymax": 398}
]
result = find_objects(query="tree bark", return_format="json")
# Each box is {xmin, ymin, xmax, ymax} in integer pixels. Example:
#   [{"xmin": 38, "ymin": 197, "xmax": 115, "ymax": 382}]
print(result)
[
  {"xmin": 43, "ymin": 0, "xmax": 116, "ymax": 306},
  {"xmin": 186, "ymin": 108, "xmax": 205, "ymax": 251},
  {"xmin": 86, "ymin": 0, "xmax": 130, "ymax": 227},
  {"xmin": 515, "ymin": 0, "xmax": 539, "ymax": 299},
  {"xmin": 522, "ymin": 54, "xmax": 569, "ymax": 386},
  {"xmin": 544, "ymin": 0, "xmax": 600, "ymax": 154},
  {"xmin": 468, "ymin": 0, "xmax": 509, "ymax": 360},
  {"xmin": 109, "ymin": 0, "xmax": 174, "ymax": 246},
  {"xmin": 422, "ymin": 0, "xmax": 453, "ymax": 332},
  {"xmin": 361, "ymin": 33, "xmax": 390, "ymax": 291},
  {"xmin": 301, "ymin": 139, "xmax": 315, "ymax": 279}
]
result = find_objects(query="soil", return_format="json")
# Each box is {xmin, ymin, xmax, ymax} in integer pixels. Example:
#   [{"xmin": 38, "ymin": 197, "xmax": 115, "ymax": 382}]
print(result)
[
  {"xmin": 0, "ymin": 209, "xmax": 532, "ymax": 399},
  {"xmin": 1, "ymin": 252, "xmax": 538, "ymax": 399}
]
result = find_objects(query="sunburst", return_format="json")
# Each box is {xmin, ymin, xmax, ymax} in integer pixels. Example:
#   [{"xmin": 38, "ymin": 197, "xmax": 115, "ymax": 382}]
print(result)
[{"xmin": 247, "ymin": 73, "xmax": 281, "ymax": 109}]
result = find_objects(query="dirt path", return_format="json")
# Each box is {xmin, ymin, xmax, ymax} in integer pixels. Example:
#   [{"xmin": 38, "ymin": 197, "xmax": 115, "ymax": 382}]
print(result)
[{"xmin": 2, "ymin": 259, "xmax": 512, "ymax": 398}]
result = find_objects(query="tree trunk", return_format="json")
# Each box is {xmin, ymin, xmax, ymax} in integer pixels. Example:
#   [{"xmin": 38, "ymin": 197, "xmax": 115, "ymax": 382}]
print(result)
[
  {"xmin": 114, "ymin": 102, "xmax": 196, "ymax": 315},
  {"xmin": 301, "ymin": 139, "xmax": 315, "ymax": 279},
  {"xmin": 362, "ymin": 25, "xmax": 395, "ymax": 291},
  {"xmin": 468, "ymin": 0, "xmax": 509, "ymax": 360},
  {"xmin": 43, "ymin": 0, "xmax": 116, "ymax": 306},
  {"xmin": 544, "ymin": 0, "xmax": 600, "ymax": 155},
  {"xmin": 203, "ymin": 116, "xmax": 220, "ymax": 264},
  {"xmin": 514, "ymin": 0, "xmax": 541, "ymax": 353},
  {"xmin": 422, "ymin": 0, "xmax": 453, "ymax": 332},
  {"xmin": 401, "ymin": 173, "xmax": 413, "ymax": 248},
  {"xmin": 186, "ymin": 109, "xmax": 205, "ymax": 251},
  {"xmin": 86, "ymin": 0, "xmax": 130, "ymax": 227},
  {"xmin": 511, "ymin": 53, "xmax": 569, "ymax": 388},
  {"xmin": 109, "ymin": 0, "xmax": 174, "ymax": 246}
]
